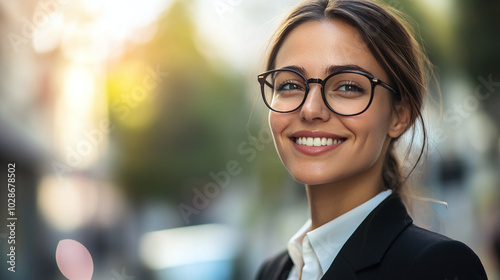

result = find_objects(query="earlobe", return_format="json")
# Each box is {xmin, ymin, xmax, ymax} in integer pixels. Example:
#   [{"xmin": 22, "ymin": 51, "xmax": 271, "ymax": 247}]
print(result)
[{"xmin": 388, "ymin": 102, "xmax": 411, "ymax": 138}]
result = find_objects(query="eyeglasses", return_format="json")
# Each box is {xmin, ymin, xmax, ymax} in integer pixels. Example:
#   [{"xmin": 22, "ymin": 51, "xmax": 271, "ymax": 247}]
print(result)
[{"xmin": 257, "ymin": 68, "xmax": 398, "ymax": 116}]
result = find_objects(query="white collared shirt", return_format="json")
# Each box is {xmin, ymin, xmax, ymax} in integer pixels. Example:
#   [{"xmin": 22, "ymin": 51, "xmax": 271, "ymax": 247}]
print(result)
[{"xmin": 286, "ymin": 189, "xmax": 392, "ymax": 280}]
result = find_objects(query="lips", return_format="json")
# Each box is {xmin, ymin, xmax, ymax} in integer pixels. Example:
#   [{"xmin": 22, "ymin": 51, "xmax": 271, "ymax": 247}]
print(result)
[{"xmin": 289, "ymin": 130, "xmax": 346, "ymax": 155}]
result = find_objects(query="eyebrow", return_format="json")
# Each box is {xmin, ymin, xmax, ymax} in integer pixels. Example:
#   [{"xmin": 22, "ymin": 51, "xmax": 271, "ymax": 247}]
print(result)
[{"xmin": 279, "ymin": 64, "xmax": 375, "ymax": 77}]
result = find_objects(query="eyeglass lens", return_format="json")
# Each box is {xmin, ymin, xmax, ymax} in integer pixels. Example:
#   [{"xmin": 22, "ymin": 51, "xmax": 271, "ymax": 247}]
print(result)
[{"xmin": 262, "ymin": 70, "xmax": 373, "ymax": 115}]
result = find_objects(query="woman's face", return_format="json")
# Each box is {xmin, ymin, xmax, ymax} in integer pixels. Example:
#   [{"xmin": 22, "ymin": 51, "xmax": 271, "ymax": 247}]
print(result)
[{"xmin": 269, "ymin": 19, "xmax": 407, "ymax": 186}]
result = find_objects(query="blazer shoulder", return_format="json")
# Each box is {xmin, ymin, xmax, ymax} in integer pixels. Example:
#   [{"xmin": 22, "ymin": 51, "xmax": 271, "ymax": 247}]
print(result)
[
  {"xmin": 255, "ymin": 250, "xmax": 292, "ymax": 280},
  {"xmin": 393, "ymin": 225, "xmax": 488, "ymax": 280},
  {"xmin": 397, "ymin": 224, "xmax": 452, "ymax": 249}
]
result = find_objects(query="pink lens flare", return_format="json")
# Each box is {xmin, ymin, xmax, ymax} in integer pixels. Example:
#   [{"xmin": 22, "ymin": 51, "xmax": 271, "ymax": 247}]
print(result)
[{"xmin": 55, "ymin": 239, "xmax": 94, "ymax": 280}]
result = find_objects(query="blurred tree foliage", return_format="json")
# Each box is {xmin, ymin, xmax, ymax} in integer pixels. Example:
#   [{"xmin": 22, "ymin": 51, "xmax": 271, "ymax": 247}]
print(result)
[
  {"xmin": 106, "ymin": 0, "xmax": 500, "ymax": 205},
  {"xmin": 106, "ymin": 0, "xmax": 254, "ymax": 202},
  {"xmin": 456, "ymin": 0, "xmax": 500, "ymax": 126},
  {"xmin": 387, "ymin": 0, "xmax": 500, "ymax": 151}
]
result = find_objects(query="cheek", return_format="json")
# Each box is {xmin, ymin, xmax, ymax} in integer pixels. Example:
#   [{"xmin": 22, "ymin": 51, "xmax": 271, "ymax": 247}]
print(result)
[
  {"xmin": 343, "ymin": 97, "xmax": 393, "ymax": 155},
  {"xmin": 269, "ymin": 112, "xmax": 292, "ymax": 161},
  {"xmin": 269, "ymin": 112, "xmax": 285, "ymax": 147},
  {"xmin": 269, "ymin": 112, "xmax": 280, "ymax": 139},
  {"xmin": 362, "ymin": 94, "xmax": 393, "ymax": 132}
]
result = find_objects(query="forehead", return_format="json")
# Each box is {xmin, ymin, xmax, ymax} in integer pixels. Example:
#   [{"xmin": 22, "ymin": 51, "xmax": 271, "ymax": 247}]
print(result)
[{"xmin": 274, "ymin": 19, "xmax": 387, "ymax": 79}]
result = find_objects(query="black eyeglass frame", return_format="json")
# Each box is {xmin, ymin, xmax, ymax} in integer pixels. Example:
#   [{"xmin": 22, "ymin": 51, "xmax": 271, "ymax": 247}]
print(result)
[{"xmin": 257, "ymin": 68, "xmax": 398, "ymax": 116}]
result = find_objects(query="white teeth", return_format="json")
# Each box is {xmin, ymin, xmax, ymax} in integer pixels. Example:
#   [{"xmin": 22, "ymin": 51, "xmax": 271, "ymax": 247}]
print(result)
[
  {"xmin": 306, "ymin": 137, "xmax": 313, "ymax": 146},
  {"xmin": 295, "ymin": 137, "xmax": 344, "ymax": 147},
  {"xmin": 313, "ymin": 138, "xmax": 321, "ymax": 147}
]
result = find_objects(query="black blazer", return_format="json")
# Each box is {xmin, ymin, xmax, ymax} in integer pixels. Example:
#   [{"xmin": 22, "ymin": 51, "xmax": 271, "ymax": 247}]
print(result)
[{"xmin": 256, "ymin": 194, "xmax": 487, "ymax": 280}]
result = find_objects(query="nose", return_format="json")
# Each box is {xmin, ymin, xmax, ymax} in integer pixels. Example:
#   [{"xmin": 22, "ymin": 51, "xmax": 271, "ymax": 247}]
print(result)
[{"xmin": 299, "ymin": 84, "xmax": 331, "ymax": 122}]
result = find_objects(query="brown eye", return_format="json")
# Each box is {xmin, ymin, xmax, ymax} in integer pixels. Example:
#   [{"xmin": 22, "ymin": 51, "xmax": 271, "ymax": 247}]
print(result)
[
  {"xmin": 277, "ymin": 81, "xmax": 304, "ymax": 92},
  {"xmin": 338, "ymin": 83, "xmax": 365, "ymax": 92}
]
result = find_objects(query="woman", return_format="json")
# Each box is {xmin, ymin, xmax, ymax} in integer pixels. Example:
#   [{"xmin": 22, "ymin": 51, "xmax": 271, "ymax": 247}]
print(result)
[{"xmin": 255, "ymin": 0, "xmax": 487, "ymax": 279}]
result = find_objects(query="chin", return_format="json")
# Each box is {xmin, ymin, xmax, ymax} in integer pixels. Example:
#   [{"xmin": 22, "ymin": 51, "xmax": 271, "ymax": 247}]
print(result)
[
  {"xmin": 287, "ymin": 162, "xmax": 370, "ymax": 186},
  {"xmin": 288, "ymin": 168, "xmax": 341, "ymax": 186}
]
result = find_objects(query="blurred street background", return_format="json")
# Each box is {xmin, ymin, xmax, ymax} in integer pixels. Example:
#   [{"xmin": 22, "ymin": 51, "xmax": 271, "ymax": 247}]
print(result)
[{"xmin": 0, "ymin": 0, "xmax": 499, "ymax": 279}]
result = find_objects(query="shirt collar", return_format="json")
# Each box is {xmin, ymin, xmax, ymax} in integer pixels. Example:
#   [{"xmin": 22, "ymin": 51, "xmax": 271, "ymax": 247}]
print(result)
[
  {"xmin": 287, "ymin": 189, "xmax": 392, "ymax": 276},
  {"xmin": 287, "ymin": 219, "xmax": 311, "ymax": 276}
]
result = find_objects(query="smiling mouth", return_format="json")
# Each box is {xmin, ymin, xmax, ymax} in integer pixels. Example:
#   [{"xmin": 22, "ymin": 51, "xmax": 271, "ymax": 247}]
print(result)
[{"xmin": 293, "ymin": 137, "xmax": 346, "ymax": 147}]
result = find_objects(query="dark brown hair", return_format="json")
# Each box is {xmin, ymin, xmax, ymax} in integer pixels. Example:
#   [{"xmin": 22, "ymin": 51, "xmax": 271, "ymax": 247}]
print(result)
[{"xmin": 265, "ymin": 0, "xmax": 432, "ymax": 196}]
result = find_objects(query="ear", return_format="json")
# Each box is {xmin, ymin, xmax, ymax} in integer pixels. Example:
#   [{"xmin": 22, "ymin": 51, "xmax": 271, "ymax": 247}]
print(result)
[{"xmin": 388, "ymin": 100, "xmax": 411, "ymax": 138}]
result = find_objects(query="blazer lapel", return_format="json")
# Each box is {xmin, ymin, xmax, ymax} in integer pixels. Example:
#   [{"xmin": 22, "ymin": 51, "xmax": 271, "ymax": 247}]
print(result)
[
  {"xmin": 275, "ymin": 253, "xmax": 293, "ymax": 280},
  {"xmin": 322, "ymin": 253, "xmax": 358, "ymax": 280},
  {"xmin": 259, "ymin": 250, "xmax": 293, "ymax": 280},
  {"xmin": 322, "ymin": 194, "xmax": 412, "ymax": 279}
]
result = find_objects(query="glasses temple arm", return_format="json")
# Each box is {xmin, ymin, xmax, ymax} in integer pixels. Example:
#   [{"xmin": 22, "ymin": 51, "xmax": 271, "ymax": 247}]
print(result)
[{"xmin": 379, "ymin": 80, "xmax": 398, "ymax": 94}]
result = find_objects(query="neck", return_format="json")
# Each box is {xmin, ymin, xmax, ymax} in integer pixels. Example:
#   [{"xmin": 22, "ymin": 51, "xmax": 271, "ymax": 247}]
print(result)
[{"xmin": 306, "ymin": 164, "xmax": 386, "ymax": 230}]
